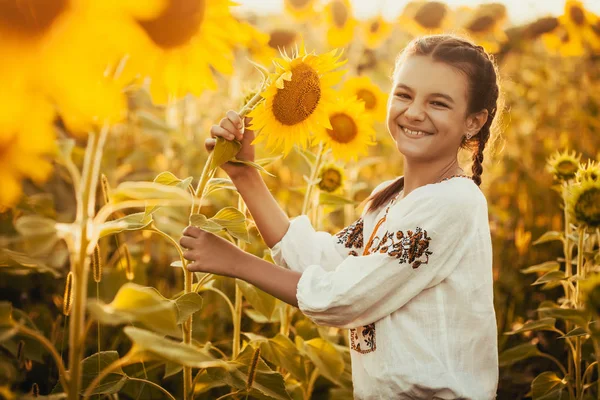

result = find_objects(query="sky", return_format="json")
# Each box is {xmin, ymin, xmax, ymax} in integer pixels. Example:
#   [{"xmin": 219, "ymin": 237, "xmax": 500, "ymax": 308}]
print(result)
[{"xmin": 236, "ymin": 0, "xmax": 600, "ymax": 25}]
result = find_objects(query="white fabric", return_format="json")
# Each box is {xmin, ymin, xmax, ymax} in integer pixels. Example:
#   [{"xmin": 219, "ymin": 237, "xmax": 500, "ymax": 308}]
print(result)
[{"xmin": 270, "ymin": 177, "xmax": 498, "ymax": 400}]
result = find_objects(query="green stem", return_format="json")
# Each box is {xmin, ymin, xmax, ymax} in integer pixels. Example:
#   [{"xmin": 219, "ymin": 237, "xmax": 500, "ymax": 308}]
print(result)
[
  {"xmin": 304, "ymin": 368, "xmax": 320, "ymax": 400},
  {"xmin": 83, "ymin": 353, "xmax": 133, "ymax": 399},
  {"xmin": 575, "ymin": 226, "xmax": 586, "ymax": 398},
  {"xmin": 197, "ymin": 287, "xmax": 236, "ymax": 323},
  {"xmin": 17, "ymin": 325, "xmax": 69, "ymax": 395},
  {"xmin": 232, "ymin": 198, "xmax": 247, "ymax": 360},
  {"xmin": 183, "ymin": 266, "xmax": 193, "ymax": 400},
  {"xmin": 127, "ymin": 377, "xmax": 177, "ymax": 400},
  {"xmin": 301, "ymin": 142, "xmax": 325, "ymax": 216}
]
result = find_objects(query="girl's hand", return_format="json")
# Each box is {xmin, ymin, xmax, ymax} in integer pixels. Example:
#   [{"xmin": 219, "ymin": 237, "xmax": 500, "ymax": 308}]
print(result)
[
  {"xmin": 179, "ymin": 226, "xmax": 246, "ymax": 276},
  {"xmin": 207, "ymin": 110, "xmax": 255, "ymax": 179}
]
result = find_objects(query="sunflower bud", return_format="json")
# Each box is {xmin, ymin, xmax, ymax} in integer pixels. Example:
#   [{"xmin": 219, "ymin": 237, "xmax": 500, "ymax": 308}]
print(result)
[
  {"xmin": 575, "ymin": 160, "xmax": 600, "ymax": 183},
  {"xmin": 546, "ymin": 149, "xmax": 581, "ymax": 181},
  {"xmin": 317, "ymin": 163, "xmax": 345, "ymax": 193},
  {"xmin": 566, "ymin": 177, "xmax": 600, "ymax": 228}
]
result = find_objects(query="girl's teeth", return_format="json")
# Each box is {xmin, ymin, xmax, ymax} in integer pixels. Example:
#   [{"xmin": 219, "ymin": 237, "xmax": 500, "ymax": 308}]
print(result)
[{"xmin": 403, "ymin": 127, "xmax": 427, "ymax": 137}]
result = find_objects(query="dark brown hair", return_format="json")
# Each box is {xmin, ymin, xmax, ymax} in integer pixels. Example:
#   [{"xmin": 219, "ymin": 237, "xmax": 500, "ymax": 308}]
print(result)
[{"xmin": 367, "ymin": 34, "xmax": 502, "ymax": 214}]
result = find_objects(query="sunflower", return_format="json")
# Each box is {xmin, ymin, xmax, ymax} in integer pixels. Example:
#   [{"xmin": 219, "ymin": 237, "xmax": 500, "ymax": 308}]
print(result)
[
  {"xmin": 398, "ymin": 1, "xmax": 452, "ymax": 37},
  {"xmin": 0, "ymin": 0, "xmax": 161, "ymax": 134},
  {"xmin": 325, "ymin": 0, "xmax": 357, "ymax": 48},
  {"xmin": 125, "ymin": 0, "xmax": 248, "ymax": 103},
  {"xmin": 546, "ymin": 149, "xmax": 581, "ymax": 181},
  {"xmin": 362, "ymin": 15, "xmax": 393, "ymax": 49},
  {"xmin": 0, "ymin": 90, "xmax": 56, "ymax": 207},
  {"xmin": 566, "ymin": 177, "xmax": 600, "ymax": 229},
  {"xmin": 284, "ymin": 0, "xmax": 319, "ymax": 21},
  {"xmin": 575, "ymin": 160, "xmax": 600, "ymax": 183},
  {"xmin": 542, "ymin": 0, "xmax": 599, "ymax": 56},
  {"xmin": 460, "ymin": 3, "xmax": 508, "ymax": 53},
  {"xmin": 317, "ymin": 163, "xmax": 346, "ymax": 193},
  {"xmin": 312, "ymin": 96, "xmax": 376, "ymax": 162},
  {"xmin": 247, "ymin": 45, "xmax": 346, "ymax": 156},
  {"xmin": 238, "ymin": 22, "xmax": 278, "ymax": 70},
  {"xmin": 340, "ymin": 76, "xmax": 388, "ymax": 122}
]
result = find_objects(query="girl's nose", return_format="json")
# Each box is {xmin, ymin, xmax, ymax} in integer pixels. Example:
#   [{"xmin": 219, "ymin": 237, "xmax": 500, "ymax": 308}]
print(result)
[{"xmin": 404, "ymin": 102, "xmax": 426, "ymax": 121}]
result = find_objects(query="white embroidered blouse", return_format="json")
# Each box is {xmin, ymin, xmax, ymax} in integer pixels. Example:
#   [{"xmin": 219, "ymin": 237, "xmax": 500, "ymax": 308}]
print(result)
[{"xmin": 270, "ymin": 176, "xmax": 498, "ymax": 400}]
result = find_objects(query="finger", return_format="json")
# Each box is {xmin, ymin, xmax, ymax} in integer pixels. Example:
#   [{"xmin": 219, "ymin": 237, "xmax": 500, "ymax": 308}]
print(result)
[
  {"xmin": 226, "ymin": 110, "xmax": 244, "ymax": 132},
  {"xmin": 210, "ymin": 125, "xmax": 235, "ymax": 141},
  {"xmin": 186, "ymin": 261, "xmax": 202, "ymax": 272},
  {"xmin": 205, "ymin": 138, "xmax": 216, "ymax": 152},
  {"xmin": 182, "ymin": 225, "xmax": 203, "ymax": 238},
  {"xmin": 244, "ymin": 116, "xmax": 253, "ymax": 131},
  {"xmin": 179, "ymin": 236, "xmax": 196, "ymax": 250},
  {"xmin": 182, "ymin": 250, "xmax": 196, "ymax": 261},
  {"xmin": 220, "ymin": 117, "xmax": 242, "ymax": 141}
]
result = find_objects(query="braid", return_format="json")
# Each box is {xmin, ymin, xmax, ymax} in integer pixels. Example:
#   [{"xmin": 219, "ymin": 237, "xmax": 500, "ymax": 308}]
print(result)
[{"xmin": 471, "ymin": 119, "xmax": 491, "ymax": 186}]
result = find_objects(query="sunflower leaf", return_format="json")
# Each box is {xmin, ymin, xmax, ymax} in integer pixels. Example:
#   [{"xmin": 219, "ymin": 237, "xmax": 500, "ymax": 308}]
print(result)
[
  {"xmin": 231, "ymin": 158, "xmax": 276, "ymax": 177},
  {"xmin": 210, "ymin": 138, "xmax": 242, "ymax": 171}
]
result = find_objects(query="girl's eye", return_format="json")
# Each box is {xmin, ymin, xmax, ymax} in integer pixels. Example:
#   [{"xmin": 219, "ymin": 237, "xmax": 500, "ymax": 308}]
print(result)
[
  {"xmin": 395, "ymin": 93, "xmax": 410, "ymax": 99},
  {"xmin": 431, "ymin": 101, "xmax": 449, "ymax": 108}
]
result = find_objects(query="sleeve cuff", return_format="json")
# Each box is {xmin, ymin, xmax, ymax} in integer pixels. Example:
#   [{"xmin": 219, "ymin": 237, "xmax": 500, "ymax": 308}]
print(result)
[{"xmin": 269, "ymin": 215, "xmax": 314, "ymax": 272}]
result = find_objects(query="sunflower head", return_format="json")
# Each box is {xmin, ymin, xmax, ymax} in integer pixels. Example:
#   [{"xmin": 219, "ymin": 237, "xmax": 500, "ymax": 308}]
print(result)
[
  {"xmin": 247, "ymin": 44, "xmax": 347, "ymax": 156},
  {"xmin": 575, "ymin": 160, "xmax": 600, "ymax": 183},
  {"xmin": 326, "ymin": 0, "xmax": 356, "ymax": 48},
  {"xmin": 398, "ymin": 1, "xmax": 451, "ymax": 37},
  {"xmin": 363, "ymin": 15, "xmax": 392, "ymax": 49},
  {"xmin": 566, "ymin": 177, "xmax": 600, "ymax": 228},
  {"xmin": 312, "ymin": 96, "xmax": 376, "ymax": 162},
  {"xmin": 340, "ymin": 76, "xmax": 388, "ymax": 122},
  {"xmin": 284, "ymin": 0, "xmax": 318, "ymax": 21},
  {"xmin": 414, "ymin": 1, "xmax": 448, "ymax": 30},
  {"xmin": 566, "ymin": 0, "xmax": 586, "ymax": 27},
  {"xmin": 546, "ymin": 149, "xmax": 582, "ymax": 181},
  {"xmin": 580, "ymin": 273, "xmax": 600, "ymax": 316},
  {"xmin": 317, "ymin": 163, "xmax": 345, "ymax": 193}
]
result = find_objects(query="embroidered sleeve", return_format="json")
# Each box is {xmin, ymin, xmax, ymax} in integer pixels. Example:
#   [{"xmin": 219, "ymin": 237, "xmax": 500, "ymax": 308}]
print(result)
[
  {"xmin": 334, "ymin": 217, "xmax": 364, "ymax": 256},
  {"xmin": 296, "ymin": 192, "xmax": 481, "ymax": 329}
]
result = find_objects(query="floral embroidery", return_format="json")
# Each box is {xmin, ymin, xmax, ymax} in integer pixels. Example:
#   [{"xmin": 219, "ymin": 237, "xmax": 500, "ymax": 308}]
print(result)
[
  {"xmin": 370, "ymin": 227, "xmax": 433, "ymax": 269},
  {"xmin": 350, "ymin": 323, "xmax": 376, "ymax": 354},
  {"xmin": 335, "ymin": 217, "xmax": 363, "ymax": 255}
]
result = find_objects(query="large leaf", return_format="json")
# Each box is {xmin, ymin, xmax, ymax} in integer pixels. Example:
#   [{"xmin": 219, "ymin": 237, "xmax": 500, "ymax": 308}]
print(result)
[
  {"xmin": 532, "ymin": 271, "xmax": 566, "ymax": 286},
  {"xmin": 87, "ymin": 283, "xmax": 179, "ymax": 336},
  {"xmin": 110, "ymin": 181, "xmax": 192, "ymax": 204},
  {"xmin": 537, "ymin": 307, "xmax": 590, "ymax": 328},
  {"xmin": 0, "ymin": 249, "xmax": 60, "ymax": 277},
  {"xmin": 206, "ymin": 344, "xmax": 291, "ymax": 400},
  {"xmin": 531, "ymin": 372, "xmax": 567, "ymax": 400},
  {"xmin": 301, "ymin": 337, "xmax": 345, "ymax": 384},
  {"xmin": 242, "ymin": 332, "xmax": 306, "ymax": 382},
  {"xmin": 236, "ymin": 280, "xmax": 277, "ymax": 321},
  {"xmin": 191, "ymin": 207, "xmax": 250, "ymax": 243},
  {"xmin": 520, "ymin": 261, "xmax": 560, "ymax": 275},
  {"xmin": 80, "ymin": 351, "xmax": 127, "ymax": 395},
  {"xmin": 145, "ymin": 173, "xmax": 193, "ymax": 216},
  {"xmin": 210, "ymin": 137, "xmax": 242, "ymax": 171},
  {"xmin": 174, "ymin": 293, "xmax": 204, "ymax": 324},
  {"xmin": 504, "ymin": 318, "xmax": 556, "ymax": 335},
  {"xmin": 0, "ymin": 302, "xmax": 16, "ymax": 343},
  {"xmin": 533, "ymin": 231, "xmax": 564, "ymax": 246},
  {"xmin": 498, "ymin": 343, "xmax": 543, "ymax": 367},
  {"xmin": 204, "ymin": 178, "xmax": 237, "ymax": 197},
  {"xmin": 124, "ymin": 327, "xmax": 228, "ymax": 370},
  {"xmin": 319, "ymin": 192, "xmax": 357, "ymax": 207},
  {"xmin": 98, "ymin": 212, "xmax": 153, "ymax": 238},
  {"xmin": 14, "ymin": 215, "xmax": 57, "ymax": 237}
]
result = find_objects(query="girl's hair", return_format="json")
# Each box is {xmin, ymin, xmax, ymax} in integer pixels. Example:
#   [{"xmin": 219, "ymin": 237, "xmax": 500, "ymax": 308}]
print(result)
[{"xmin": 367, "ymin": 34, "xmax": 502, "ymax": 214}]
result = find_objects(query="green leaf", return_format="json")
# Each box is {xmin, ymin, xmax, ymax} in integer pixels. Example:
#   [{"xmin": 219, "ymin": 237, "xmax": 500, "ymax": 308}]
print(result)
[
  {"xmin": 302, "ymin": 338, "xmax": 344, "ymax": 384},
  {"xmin": 190, "ymin": 214, "xmax": 223, "ymax": 234},
  {"xmin": 210, "ymin": 137, "xmax": 242, "ymax": 171},
  {"xmin": 255, "ymin": 156, "xmax": 282, "ymax": 168},
  {"xmin": 533, "ymin": 231, "xmax": 564, "ymax": 246},
  {"xmin": 244, "ymin": 309, "xmax": 281, "ymax": 324},
  {"xmin": 145, "ymin": 173, "xmax": 194, "ymax": 216},
  {"xmin": 98, "ymin": 212, "xmax": 153, "ymax": 238},
  {"xmin": 521, "ymin": 261, "xmax": 560, "ymax": 275},
  {"xmin": 193, "ymin": 207, "xmax": 251, "ymax": 243},
  {"xmin": 231, "ymin": 158, "xmax": 276, "ymax": 177},
  {"xmin": 0, "ymin": 249, "xmax": 60, "ymax": 277},
  {"xmin": 498, "ymin": 343, "xmax": 543, "ymax": 367},
  {"xmin": 206, "ymin": 344, "xmax": 291, "ymax": 400},
  {"xmin": 294, "ymin": 146, "xmax": 316, "ymax": 168},
  {"xmin": 110, "ymin": 181, "xmax": 192, "ymax": 204},
  {"xmin": 504, "ymin": 318, "xmax": 556, "ymax": 335},
  {"xmin": 319, "ymin": 192, "xmax": 357, "ymax": 207},
  {"xmin": 163, "ymin": 362, "xmax": 183, "ymax": 378},
  {"xmin": 14, "ymin": 215, "xmax": 57, "ymax": 237},
  {"xmin": 559, "ymin": 326, "xmax": 589, "ymax": 339},
  {"xmin": 137, "ymin": 110, "xmax": 174, "ymax": 132},
  {"xmin": 532, "ymin": 271, "xmax": 566, "ymax": 286},
  {"xmin": 80, "ymin": 351, "xmax": 127, "ymax": 395},
  {"xmin": 204, "ymin": 178, "xmax": 237, "ymax": 197},
  {"xmin": 174, "ymin": 293, "xmax": 203, "ymax": 324},
  {"xmin": 531, "ymin": 371, "xmax": 567, "ymax": 400},
  {"xmin": 124, "ymin": 327, "xmax": 228, "ymax": 370},
  {"xmin": 0, "ymin": 302, "xmax": 17, "ymax": 343},
  {"xmin": 87, "ymin": 283, "xmax": 179, "ymax": 336},
  {"xmin": 537, "ymin": 307, "xmax": 590, "ymax": 328},
  {"xmin": 236, "ymin": 280, "xmax": 277, "ymax": 321},
  {"xmin": 268, "ymin": 334, "xmax": 306, "ymax": 382}
]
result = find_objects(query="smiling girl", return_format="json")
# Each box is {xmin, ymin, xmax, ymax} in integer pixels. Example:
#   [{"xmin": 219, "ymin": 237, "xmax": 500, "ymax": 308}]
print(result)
[{"xmin": 180, "ymin": 34, "xmax": 500, "ymax": 399}]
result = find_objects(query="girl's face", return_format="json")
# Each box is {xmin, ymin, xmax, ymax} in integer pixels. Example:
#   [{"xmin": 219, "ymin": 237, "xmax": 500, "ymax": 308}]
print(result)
[{"xmin": 386, "ymin": 55, "xmax": 486, "ymax": 163}]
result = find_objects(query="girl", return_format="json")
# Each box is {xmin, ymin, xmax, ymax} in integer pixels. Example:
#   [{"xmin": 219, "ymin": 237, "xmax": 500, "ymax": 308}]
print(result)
[{"xmin": 180, "ymin": 34, "xmax": 500, "ymax": 399}]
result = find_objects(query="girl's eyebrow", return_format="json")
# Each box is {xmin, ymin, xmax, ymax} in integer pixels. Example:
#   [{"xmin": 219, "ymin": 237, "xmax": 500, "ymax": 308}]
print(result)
[{"xmin": 394, "ymin": 83, "xmax": 455, "ymax": 104}]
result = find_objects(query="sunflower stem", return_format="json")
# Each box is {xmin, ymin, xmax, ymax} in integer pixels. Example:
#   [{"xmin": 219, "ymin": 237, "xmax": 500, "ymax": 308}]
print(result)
[
  {"xmin": 301, "ymin": 142, "xmax": 325, "ymax": 216},
  {"xmin": 232, "ymin": 198, "xmax": 247, "ymax": 360}
]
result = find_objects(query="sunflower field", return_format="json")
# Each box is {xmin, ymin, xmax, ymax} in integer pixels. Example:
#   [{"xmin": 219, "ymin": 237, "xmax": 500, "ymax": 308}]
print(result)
[{"xmin": 1, "ymin": 0, "xmax": 600, "ymax": 399}]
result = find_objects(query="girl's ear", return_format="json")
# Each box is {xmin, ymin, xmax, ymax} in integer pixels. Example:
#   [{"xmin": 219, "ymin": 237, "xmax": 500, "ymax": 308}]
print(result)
[{"xmin": 465, "ymin": 109, "xmax": 489, "ymax": 137}]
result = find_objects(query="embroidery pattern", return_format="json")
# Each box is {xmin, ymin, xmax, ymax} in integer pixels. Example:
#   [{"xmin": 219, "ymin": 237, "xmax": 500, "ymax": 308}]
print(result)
[
  {"xmin": 370, "ymin": 227, "xmax": 433, "ymax": 269},
  {"xmin": 350, "ymin": 323, "xmax": 376, "ymax": 354},
  {"xmin": 335, "ymin": 217, "xmax": 364, "ymax": 255}
]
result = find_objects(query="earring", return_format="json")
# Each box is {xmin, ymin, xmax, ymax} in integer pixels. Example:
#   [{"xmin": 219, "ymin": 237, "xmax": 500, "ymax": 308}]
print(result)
[{"xmin": 465, "ymin": 134, "xmax": 472, "ymax": 140}]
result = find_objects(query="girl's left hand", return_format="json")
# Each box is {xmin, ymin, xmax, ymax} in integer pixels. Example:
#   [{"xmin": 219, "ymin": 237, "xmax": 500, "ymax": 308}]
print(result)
[{"xmin": 179, "ymin": 226, "xmax": 245, "ymax": 276}]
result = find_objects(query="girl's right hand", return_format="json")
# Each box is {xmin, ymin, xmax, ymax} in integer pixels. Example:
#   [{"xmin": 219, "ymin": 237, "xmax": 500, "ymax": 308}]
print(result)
[{"xmin": 206, "ymin": 110, "xmax": 255, "ymax": 178}]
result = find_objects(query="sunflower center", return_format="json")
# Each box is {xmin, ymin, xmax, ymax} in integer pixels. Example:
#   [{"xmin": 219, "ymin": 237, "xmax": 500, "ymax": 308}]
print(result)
[
  {"xmin": 574, "ymin": 188, "xmax": 600, "ymax": 227},
  {"xmin": 319, "ymin": 169, "xmax": 342, "ymax": 192},
  {"xmin": 288, "ymin": 0, "xmax": 312, "ymax": 8},
  {"xmin": 592, "ymin": 20, "xmax": 600, "ymax": 36},
  {"xmin": 414, "ymin": 2, "xmax": 447, "ymax": 29},
  {"xmin": 137, "ymin": 0, "xmax": 206, "ymax": 49},
  {"xmin": 569, "ymin": 5, "xmax": 585, "ymax": 26},
  {"xmin": 327, "ymin": 113, "xmax": 358, "ymax": 144},
  {"xmin": 331, "ymin": 0, "xmax": 348, "ymax": 28},
  {"xmin": 527, "ymin": 17, "xmax": 559, "ymax": 37},
  {"xmin": 272, "ymin": 63, "xmax": 321, "ymax": 126},
  {"xmin": 356, "ymin": 89, "xmax": 377, "ymax": 110},
  {"xmin": 268, "ymin": 29, "xmax": 297, "ymax": 49},
  {"xmin": 557, "ymin": 160, "xmax": 578, "ymax": 179},
  {"xmin": 467, "ymin": 15, "xmax": 495, "ymax": 33},
  {"xmin": 0, "ymin": 0, "xmax": 68, "ymax": 38},
  {"xmin": 370, "ymin": 20, "xmax": 380, "ymax": 33}
]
